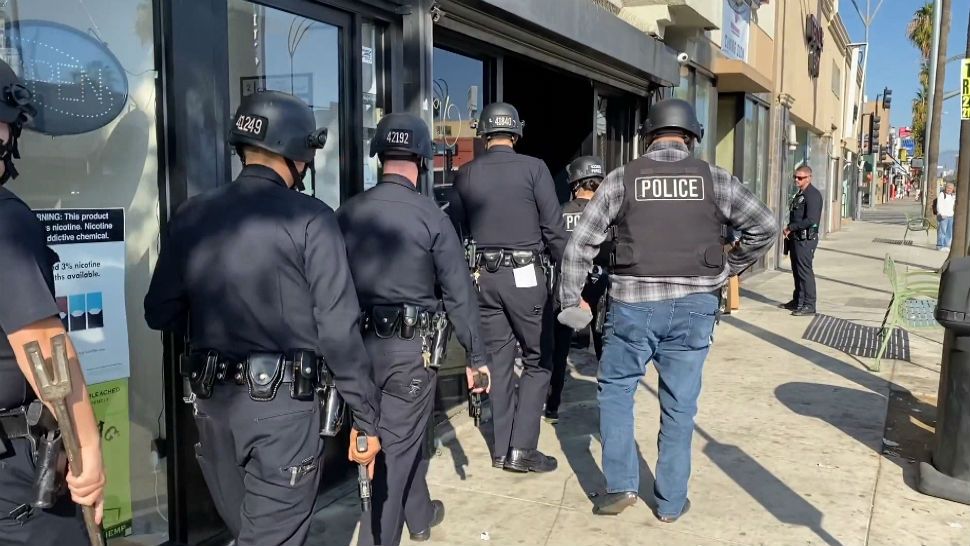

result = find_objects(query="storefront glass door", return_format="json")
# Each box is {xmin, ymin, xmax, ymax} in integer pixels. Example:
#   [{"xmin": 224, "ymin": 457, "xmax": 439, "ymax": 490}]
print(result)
[
  {"xmin": 3, "ymin": 1, "xmax": 167, "ymax": 541},
  {"xmin": 227, "ymin": 0, "xmax": 350, "ymax": 208}
]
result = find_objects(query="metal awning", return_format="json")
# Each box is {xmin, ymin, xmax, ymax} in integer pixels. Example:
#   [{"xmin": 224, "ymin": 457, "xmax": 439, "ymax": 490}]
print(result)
[{"xmin": 438, "ymin": 0, "xmax": 681, "ymax": 95}]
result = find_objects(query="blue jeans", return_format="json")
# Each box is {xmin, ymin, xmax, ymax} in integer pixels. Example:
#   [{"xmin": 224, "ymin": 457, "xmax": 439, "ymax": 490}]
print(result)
[
  {"xmin": 597, "ymin": 292, "xmax": 718, "ymax": 518},
  {"xmin": 938, "ymin": 215, "xmax": 954, "ymax": 249}
]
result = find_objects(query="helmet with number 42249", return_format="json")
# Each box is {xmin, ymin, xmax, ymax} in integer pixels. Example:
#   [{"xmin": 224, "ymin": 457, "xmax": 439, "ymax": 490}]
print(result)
[{"xmin": 228, "ymin": 90, "xmax": 328, "ymax": 163}]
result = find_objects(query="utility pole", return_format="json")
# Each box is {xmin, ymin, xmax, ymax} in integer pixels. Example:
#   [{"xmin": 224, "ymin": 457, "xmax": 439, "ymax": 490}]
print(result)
[
  {"xmin": 925, "ymin": 0, "xmax": 951, "ymax": 216},
  {"xmin": 848, "ymin": 0, "xmax": 884, "ymax": 219},
  {"xmin": 919, "ymin": 0, "xmax": 970, "ymax": 507}
]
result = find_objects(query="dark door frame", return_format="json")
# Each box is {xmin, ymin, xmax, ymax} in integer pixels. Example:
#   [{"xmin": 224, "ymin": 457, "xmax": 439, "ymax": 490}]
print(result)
[{"xmin": 157, "ymin": 0, "xmax": 408, "ymax": 543}]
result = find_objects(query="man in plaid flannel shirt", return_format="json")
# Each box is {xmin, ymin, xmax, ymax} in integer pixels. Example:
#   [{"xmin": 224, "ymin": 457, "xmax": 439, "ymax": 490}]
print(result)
[{"xmin": 558, "ymin": 98, "xmax": 776, "ymax": 523}]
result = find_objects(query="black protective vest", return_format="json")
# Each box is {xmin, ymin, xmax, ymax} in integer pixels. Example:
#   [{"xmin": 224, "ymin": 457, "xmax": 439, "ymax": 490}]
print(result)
[
  {"xmin": 562, "ymin": 197, "xmax": 612, "ymax": 267},
  {"xmin": 612, "ymin": 156, "xmax": 724, "ymax": 277},
  {"xmin": 561, "ymin": 198, "xmax": 586, "ymax": 233}
]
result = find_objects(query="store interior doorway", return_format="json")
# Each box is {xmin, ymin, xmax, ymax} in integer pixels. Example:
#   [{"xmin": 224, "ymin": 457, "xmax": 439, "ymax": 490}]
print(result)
[{"xmin": 502, "ymin": 56, "xmax": 593, "ymax": 203}]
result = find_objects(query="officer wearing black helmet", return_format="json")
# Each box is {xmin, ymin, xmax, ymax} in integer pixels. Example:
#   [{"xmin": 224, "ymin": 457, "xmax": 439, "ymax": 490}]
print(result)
[
  {"xmin": 545, "ymin": 156, "xmax": 608, "ymax": 424},
  {"xmin": 338, "ymin": 112, "xmax": 490, "ymax": 546},
  {"xmin": 0, "ymin": 59, "xmax": 106, "ymax": 544},
  {"xmin": 559, "ymin": 98, "xmax": 776, "ymax": 522},
  {"xmin": 145, "ymin": 90, "xmax": 381, "ymax": 545},
  {"xmin": 448, "ymin": 102, "xmax": 567, "ymax": 473}
]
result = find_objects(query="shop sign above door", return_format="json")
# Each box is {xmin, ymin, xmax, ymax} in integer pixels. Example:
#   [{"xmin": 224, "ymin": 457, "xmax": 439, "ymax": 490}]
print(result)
[
  {"xmin": 3, "ymin": 20, "xmax": 129, "ymax": 136},
  {"xmin": 722, "ymin": 0, "xmax": 751, "ymax": 62}
]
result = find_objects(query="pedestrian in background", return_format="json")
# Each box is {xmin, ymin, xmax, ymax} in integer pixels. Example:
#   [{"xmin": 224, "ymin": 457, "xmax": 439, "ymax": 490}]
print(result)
[{"xmin": 935, "ymin": 182, "xmax": 955, "ymax": 252}]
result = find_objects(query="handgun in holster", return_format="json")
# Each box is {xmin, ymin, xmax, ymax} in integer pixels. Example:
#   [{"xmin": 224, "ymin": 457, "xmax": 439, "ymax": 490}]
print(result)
[{"xmin": 26, "ymin": 401, "xmax": 67, "ymax": 510}]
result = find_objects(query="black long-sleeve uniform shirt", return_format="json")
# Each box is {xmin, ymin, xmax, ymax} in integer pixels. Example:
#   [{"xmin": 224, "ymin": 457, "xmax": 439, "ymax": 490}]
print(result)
[
  {"xmin": 0, "ymin": 187, "xmax": 58, "ymax": 409},
  {"xmin": 788, "ymin": 183, "xmax": 823, "ymax": 231},
  {"xmin": 448, "ymin": 146, "xmax": 567, "ymax": 262},
  {"xmin": 144, "ymin": 165, "xmax": 380, "ymax": 435},
  {"xmin": 337, "ymin": 175, "xmax": 487, "ymax": 368}
]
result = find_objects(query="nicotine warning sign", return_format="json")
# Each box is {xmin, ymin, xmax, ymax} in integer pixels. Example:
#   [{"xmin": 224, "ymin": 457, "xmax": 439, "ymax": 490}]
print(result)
[{"xmin": 33, "ymin": 208, "xmax": 130, "ymax": 383}]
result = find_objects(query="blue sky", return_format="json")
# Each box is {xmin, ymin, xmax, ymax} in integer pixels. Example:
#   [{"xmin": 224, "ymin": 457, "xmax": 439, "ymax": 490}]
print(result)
[{"xmin": 842, "ymin": 0, "xmax": 970, "ymax": 155}]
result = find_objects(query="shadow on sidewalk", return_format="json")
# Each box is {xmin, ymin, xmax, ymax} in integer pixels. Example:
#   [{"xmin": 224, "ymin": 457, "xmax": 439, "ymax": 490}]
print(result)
[
  {"xmin": 636, "ymin": 379, "xmax": 845, "ymax": 546},
  {"xmin": 552, "ymin": 350, "xmax": 657, "ymax": 510},
  {"xmin": 724, "ymin": 315, "xmax": 936, "ymax": 493},
  {"xmin": 817, "ymin": 247, "xmax": 939, "ymax": 272},
  {"xmin": 775, "ymin": 382, "xmax": 936, "ymax": 491}
]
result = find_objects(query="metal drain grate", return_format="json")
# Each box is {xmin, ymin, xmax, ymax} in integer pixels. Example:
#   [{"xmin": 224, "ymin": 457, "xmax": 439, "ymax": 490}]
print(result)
[
  {"xmin": 803, "ymin": 314, "xmax": 910, "ymax": 361},
  {"xmin": 873, "ymin": 238, "xmax": 914, "ymax": 246}
]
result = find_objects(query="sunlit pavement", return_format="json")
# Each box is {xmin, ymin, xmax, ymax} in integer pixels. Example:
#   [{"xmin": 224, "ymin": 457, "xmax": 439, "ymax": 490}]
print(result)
[{"xmin": 311, "ymin": 200, "xmax": 970, "ymax": 546}]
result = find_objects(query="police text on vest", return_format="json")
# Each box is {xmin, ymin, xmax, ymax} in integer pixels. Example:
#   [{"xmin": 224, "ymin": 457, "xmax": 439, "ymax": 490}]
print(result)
[{"xmin": 634, "ymin": 176, "xmax": 704, "ymax": 201}]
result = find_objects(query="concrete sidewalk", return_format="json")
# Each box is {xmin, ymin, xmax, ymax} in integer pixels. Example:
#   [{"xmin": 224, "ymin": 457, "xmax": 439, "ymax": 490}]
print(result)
[{"xmin": 311, "ymin": 201, "xmax": 970, "ymax": 546}]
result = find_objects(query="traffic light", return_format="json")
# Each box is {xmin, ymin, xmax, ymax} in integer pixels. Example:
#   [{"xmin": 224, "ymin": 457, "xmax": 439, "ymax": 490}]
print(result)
[
  {"xmin": 882, "ymin": 88, "xmax": 892, "ymax": 109},
  {"xmin": 870, "ymin": 115, "xmax": 881, "ymax": 154}
]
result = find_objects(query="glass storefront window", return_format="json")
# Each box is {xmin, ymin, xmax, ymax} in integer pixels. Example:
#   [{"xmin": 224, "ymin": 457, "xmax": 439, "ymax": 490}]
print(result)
[
  {"xmin": 674, "ymin": 72, "xmax": 690, "ymax": 101},
  {"xmin": 756, "ymin": 101, "xmax": 769, "ymax": 201},
  {"xmin": 228, "ymin": 0, "xmax": 343, "ymax": 207},
  {"xmin": 695, "ymin": 76, "xmax": 714, "ymax": 163},
  {"xmin": 432, "ymin": 47, "xmax": 484, "ymax": 201},
  {"xmin": 4, "ymin": 0, "xmax": 166, "ymax": 541},
  {"xmin": 742, "ymin": 100, "xmax": 758, "ymax": 196},
  {"xmin": 362, "ymin": 22, "xmax": 385, "ymax": 191}
]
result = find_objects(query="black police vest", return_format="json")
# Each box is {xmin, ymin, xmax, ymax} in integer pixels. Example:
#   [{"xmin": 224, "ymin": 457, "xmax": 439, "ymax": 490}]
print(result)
[
  {"xmin": 612, "ymin": 156, "xmax": 724, "ymax": 277},
  {"xmin": 561, "ymin": 198, "xmax": 586, "ymax": 233}
]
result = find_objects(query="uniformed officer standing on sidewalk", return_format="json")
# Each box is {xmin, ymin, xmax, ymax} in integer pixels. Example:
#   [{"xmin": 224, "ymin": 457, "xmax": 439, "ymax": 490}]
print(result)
[
  {"xmin": 781, "ymin": 165, "xmax": 822, "ymax": 316},
  {"xmin": 0, "ymin": 58, "xmax": 106, "ymax": 546},
  {"xmin": 559, "ymin": 98, "xmax": 776, "ymax": 522},
  {"xmin": 145, "ymin": 91, "xmax": 382, "ymax": 546},
  {"xmin": 338, "ymin": 113, "xmax": 491, "ymax": 546},
  {"xmin": 448, "ymin": 102, "xmax": 567, "ymax": 473},
  {"xmin": 545, "ymin": 156, "xmax": 608, "ymax": 424}
]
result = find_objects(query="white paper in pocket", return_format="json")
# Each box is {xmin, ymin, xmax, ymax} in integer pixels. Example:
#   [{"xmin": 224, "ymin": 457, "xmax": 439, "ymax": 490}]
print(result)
[{"xmin": 513, "ymin": 265, "xmax": 538, "ymax": 288}]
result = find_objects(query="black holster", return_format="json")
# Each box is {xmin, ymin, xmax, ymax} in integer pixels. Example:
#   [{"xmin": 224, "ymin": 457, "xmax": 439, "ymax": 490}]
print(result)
[
  {"xmin": 317, "ymin": 363, "xmax": 345, "ymax": 438},
  {"xmin": 594, "ymin": 288, "xmax": 609, "ymax": 335},
  {"xmin": 464, "ymin": 238, "xmax": 477, "ymax": 270},
  {"xmin": 291, "ymin": 350, "xmax": 317, "ymax": 401},
  {"xmin": 429, "ymin": 313, "xmax": 453, "ymax": 369},
  {"xmin": 31, "ymin": 429, "xmax": 66, "ymax": 509},
  {"xmin": 24, "ymin": 401, "xmax": 66, "ymax": 510},
  {"xmin": 180, "ymin": 350, "xmax": 218, "ymax": 400},
  {"xmin": 540, "ymin": 254, "xmax": 556, "ymax": 294}
]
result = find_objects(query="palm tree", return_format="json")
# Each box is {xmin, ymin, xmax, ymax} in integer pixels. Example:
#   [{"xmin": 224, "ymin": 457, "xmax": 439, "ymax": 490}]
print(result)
[
  {"xmin": 908, "ymin": 3, "xmax": 935, "ymax": 57},
  {"xmin": 908, "ymin": 2, "xmax": 934, "ymax": 156},
  {"xmin": 912, "ymin": 87, "xmax": 927, "ymax": 157}
]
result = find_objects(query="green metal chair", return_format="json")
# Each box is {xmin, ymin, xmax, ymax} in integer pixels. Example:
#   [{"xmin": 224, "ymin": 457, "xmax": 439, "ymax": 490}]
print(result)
[
  {"xmin": 874, "ymin": 254, "xmax": 940, "ymax": 371},
  {"xmin": 903, "ymin": 212, "xmax": 934, "ymax": 244}
]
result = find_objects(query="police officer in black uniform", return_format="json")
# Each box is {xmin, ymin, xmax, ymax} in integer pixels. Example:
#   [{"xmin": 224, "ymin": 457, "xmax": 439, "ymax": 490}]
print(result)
[
  {"xmin": 338, "ymin": 113, "xmax": 490, "ymax": 546},
  {"xmin": 781, "ymin": 165, "xmax": 822, "ymax": 316},
  {"xmin": 448, "ymin": 102, "xmax": 567, "ymax": 473},
  {"xmin": 545, "ymin": 156, "xmax": 608, "ymax": 424},
  {"xmin": 0, "ymin": 59, "xmax": 106, "ymax": 545},
  {"xmin": 145, "ymin": 91, "xmax": 382, "ymax": 546}
]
